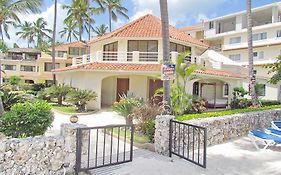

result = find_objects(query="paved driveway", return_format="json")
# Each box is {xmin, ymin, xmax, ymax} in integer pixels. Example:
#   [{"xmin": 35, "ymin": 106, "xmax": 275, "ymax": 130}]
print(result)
[{"xmin": 46, "ymin": 109, "xmax": 126, "ymax": 136}]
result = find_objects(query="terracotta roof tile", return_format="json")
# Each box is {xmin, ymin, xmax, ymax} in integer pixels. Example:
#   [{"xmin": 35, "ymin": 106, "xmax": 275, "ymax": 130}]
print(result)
[
  {"xmin": 54, "ymin": 62, "xmax": 243, "ymax": 78},
  {"xmin": 8, "ymin": 48, "xmax": 41, "ymax": 53},
  {"xmin": 54, "ymin": 41, "xmax": 88, "ymax": 51},
  {"xmin": 88, "ymin": 14, "xmax": 209, "ymax": 48},
  {"xmin": 180, "ymin": 24, "xmax": 204, "ymax": 32}
]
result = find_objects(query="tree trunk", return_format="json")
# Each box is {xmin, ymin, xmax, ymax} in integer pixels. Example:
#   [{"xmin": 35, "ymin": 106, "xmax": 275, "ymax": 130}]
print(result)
[
  {"xmin": 247, "ymin": 0, "xmax": 257, "ymax": 106},
  {"xmin": 159, "ymin": 0, "xmax": 171, "ymax": 114},
  {"xmin": 0, "ymin": 96, "xmax": 4, "ymax": 116},
  {"xmin": 52, "ymin": 0, "xmax": 57, "ymax": 85},
  {"xmin": 58, "ymin": 96, "xmax": 63, "ymax": 106},
  {"xmin": 79, "ymin": 24, "xmax": 82, "ymax": 41},
  {"xmin": 0, "ymin": 24, "xmax": 3, "ymax": 41},
  {"xmin": 109, "ymin": 9, "xmax": 112, "ymax": 32}
]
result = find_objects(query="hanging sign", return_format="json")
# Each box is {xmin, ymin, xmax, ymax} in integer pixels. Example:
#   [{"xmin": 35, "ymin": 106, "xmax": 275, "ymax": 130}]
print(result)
[{"xmin": 161, "ymin": 64, "xmax": 176, "ymax": 80}]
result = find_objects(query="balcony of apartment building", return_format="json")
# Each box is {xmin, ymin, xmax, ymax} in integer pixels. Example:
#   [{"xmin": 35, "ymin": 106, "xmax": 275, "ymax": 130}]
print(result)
[
  {"xmin": 71, "ymin": 41, "xmax": 193, "ymax": 66},
  {"xmin": 1, "ymin": 48, "xmax": 41, "ymax": 62}
]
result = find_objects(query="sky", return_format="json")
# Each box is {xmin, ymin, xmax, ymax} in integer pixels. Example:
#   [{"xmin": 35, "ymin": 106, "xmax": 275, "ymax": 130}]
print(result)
[{"xmin": 4, "ymin": 0, "xmax": 281, "ymax": 47}]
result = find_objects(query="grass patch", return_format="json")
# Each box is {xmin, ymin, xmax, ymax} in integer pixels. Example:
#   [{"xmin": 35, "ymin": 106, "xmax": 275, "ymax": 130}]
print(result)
[
  {"xmin": 108, "ymin": 128, "xmax": 150, "ymax": 144},
  {"xmin": 176, "ymin": 105, "xmax": 281, "ymax": 121},
  {"xmin": 50, "ymin": 103, "xmax": 78, "ymax": 114}
]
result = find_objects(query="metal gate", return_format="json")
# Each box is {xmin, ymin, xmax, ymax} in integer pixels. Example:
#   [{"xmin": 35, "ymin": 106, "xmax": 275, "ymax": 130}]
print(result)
[
  {"xmin": 75, "ymin": 124, "xmax": 134, "ymax": 174},
  {"xmin": 169, "ymin": 120, "xmax": 207, "ymax": 168}
]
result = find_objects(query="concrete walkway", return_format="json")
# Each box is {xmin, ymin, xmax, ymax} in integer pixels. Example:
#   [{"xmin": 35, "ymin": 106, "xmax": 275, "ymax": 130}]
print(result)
[
  {"xmin": 92, "ymin": 137, "xmax": 281, "ymax": 175},
  {"xmin": 46, "ymin": 109, "xmax": 126, "ymax": 136}
]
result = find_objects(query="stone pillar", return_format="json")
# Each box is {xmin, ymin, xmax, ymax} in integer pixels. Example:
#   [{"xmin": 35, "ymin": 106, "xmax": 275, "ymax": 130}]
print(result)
[
  {"xmin": 60, "ymin": 123, "xmax": 87, "ymax": 173},
  {"xmin": 154, "ymin": 115, "xmax": 175, "ymax": 156}
]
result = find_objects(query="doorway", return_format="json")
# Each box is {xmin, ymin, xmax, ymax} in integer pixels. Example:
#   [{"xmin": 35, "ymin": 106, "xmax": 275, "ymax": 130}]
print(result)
[{"xmin": 116, "ymin": 78, "xmax": 129, "ymax": 101}]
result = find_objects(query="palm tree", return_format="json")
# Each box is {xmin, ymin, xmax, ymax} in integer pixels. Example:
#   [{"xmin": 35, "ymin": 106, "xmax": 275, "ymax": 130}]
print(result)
[
  {"xmin": 16, "ymin": 21, "xmax": 34, "ymax": 48},
  {"xmin": 32, "ymin": 18, "xmax": 52, "ymax": 47},
  {"xmin": 95, "ymin": 0, "xmax": 129, "ymax": 32},
  {"xmin": 52, "ymin": 0, "xmax": 57, "ymax": 85},
  {"xmin": 60, "ymin": 21, "xmax": 79, "ymax": 42},
  {"xmin": 159, "ymin": 0, "xmax": 171, "ymax": 113},
  {"xmin": 0, "ymin": 40, "xmax": 8, "ymax": 53},
  {"xmin": 0, "ymin": 0, "xmax": 42, "ymax": 41},
  {"xmin": 63, "ymin": 0, "xmax": 102, "ymax": 41},
  {"xmin": 247, "ymin": 0, "xmax": 257, "ymax": 106},
  {"xmin": 93, "ymin": 24, "xmax": 108, "ymax": 36}
]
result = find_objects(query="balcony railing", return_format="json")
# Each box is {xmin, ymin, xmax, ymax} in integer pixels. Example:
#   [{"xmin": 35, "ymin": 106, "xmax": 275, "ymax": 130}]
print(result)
[{"xmin": 72, "ymin": 51, "xmax": 178, "ymax": 66}]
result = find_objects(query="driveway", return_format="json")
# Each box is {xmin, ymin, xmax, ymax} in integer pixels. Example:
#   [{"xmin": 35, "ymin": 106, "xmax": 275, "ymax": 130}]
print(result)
[
  {"xmin": 93, "ymin": 137, "xmax": 281, "ymax": 175},
  {"xmin": 46, "ymin": 109, "xmax": 126, "ymax": 136}
]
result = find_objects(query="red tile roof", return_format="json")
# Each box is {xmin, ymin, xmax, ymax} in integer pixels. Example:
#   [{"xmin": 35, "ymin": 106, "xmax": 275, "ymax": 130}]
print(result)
[
  {"xmin": 54, "ymin": 62, "xmax": 243, "ymax": 78},
  {"xmin": 88, "ymin": 14, "xmax": 209, "ymax": 48},
  {"xmin": 180, "ymin": 24, "xmax": 204, "ymax": 32},
  {"xmin": 54, "ymin": 41, "xmax": 88, "ymax": 51}
]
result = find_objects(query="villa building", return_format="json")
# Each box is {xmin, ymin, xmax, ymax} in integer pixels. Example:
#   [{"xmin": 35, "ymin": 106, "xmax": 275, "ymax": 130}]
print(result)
[
  {"xmin": 54, "ymin": 14, "xmax": 251, "ymax": 110},
  {"xmin": 181, "ymin": 2, "xmax": 281, "ymax": 101},
  {"xmin": 0, "ymin": 41, "xmax": 88, "ymax": 85}
]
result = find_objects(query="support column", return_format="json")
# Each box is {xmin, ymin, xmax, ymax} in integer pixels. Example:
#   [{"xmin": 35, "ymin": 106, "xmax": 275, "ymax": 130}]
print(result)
[{"xmin": 154, "ymin": 115, "xmax": 175, "ymax": 156}]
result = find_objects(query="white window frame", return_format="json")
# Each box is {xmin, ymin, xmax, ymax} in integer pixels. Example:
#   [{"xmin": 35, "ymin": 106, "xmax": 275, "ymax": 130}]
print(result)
[
  {"xmin": 223, "ymin": 84, "xmax": 229, "ymax": 97},
  {"xmin": 229, "ymin": 37, "xmax": 241, "ymax": 45},
  {"xmin": 253, "ymin": 51, "xmax": 264, "ymax": 59},
  {"xmin": 229, "ymin": 54, "xmax": 241, "ymax": 61},
  {"xmin": 253, "ymin": 32, "xmax": 267, "ymax": 41}
]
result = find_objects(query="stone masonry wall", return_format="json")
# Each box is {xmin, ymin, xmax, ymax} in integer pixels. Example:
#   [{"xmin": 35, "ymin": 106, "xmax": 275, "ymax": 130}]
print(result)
[
  {"xmin": 0, "ymin": 123, "xmax": 87, "ymax": 175},
  {"xmin": 186, "ymin": 109, "xmax": 281, "ymax": 146}
]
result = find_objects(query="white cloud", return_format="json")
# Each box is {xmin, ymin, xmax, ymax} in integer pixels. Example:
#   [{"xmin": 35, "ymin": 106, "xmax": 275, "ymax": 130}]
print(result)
[
  {"xmin": 132, "ymin": 0, "xmax": 228, "ymax": 27},
  {"xmin": 4, "ymin": 3, "xmax": 67, "ymax": 47},
  {"xmin": 130, "ymin": 9, "xmax": 153, "ymax": 21}
]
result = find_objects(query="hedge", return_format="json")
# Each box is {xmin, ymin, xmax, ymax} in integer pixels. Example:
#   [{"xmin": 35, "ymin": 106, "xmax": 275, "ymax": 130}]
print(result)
[{"xmin": 176, "ymin": 105, "xmax": 281, "ymax": 121}]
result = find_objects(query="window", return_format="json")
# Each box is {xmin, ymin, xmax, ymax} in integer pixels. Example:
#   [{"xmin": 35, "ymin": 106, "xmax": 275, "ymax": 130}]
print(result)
[
  {"xmin": 56, "ymin": 51, "xmax": 67, "ymax": 57},
  {"xmin": 253, "ymin": 32, "xmax": 267, "ymax": 41},
  {"xmin": 277, "ymin": 30, "xmax": 281, "ymax": 38},
  {"xmin": 69, "ymin": 47, "xmax": 80, "ymax": 56},
  {"xmin": 209, "ymin": 21, "xmax": 214, "ymax": 29},
  {"xmin": 128, "ymin": 40, "xmax": 158, "ymax": 52},
  {"xmin": 256, "ymin": 84, "xmax": 266, "ymax": 96},
  {"xmin": 25, "ymin": 80, "xmax": 34, "ymax": 84},
  {"xmin": 170, "ymin": 42, "xmax": 191, "ymax": 53},
  {"xmin": 229, "ymin": 37, "xmax": 241, "ymax": 44},
  {"xmin": 44, "ymin": 63, "xmax": 60, "ymax": 72},
  {"xmin": 104, "ymin": 42, "xmax": 118, "ymax": 52},
  {"xmin": 229, "ymin": 54, "xmax": 241, "ymax": 61},
  {"xmin": 66, "ymin": 63, "xmax": 72, "ymax": 67},
  {"xmin": 253, "ymin": 51, "xmax": 264, "ymax": 59},
  {"xmin": 2, "ymin": 64, "xmax": 16, "ymax": 71},
  {"xmin": 20, "ymin": 65, "xmax": 36, "ymax": 72},
  {"xmin": 193, "ymin": 82, "xmax": 199, "ymax": 96},
  {"xmin": 223, "ymin": 84, "xmax": 229, "ymax": 97}
]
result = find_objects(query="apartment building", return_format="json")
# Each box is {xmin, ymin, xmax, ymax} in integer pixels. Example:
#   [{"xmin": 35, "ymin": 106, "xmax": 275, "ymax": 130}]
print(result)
[
  {"xmin": 0, "ymin": 41, "xmax": 88, "ymax": 85},
  {"xmin": 182, "ymin": 2, "xmax": 281, "ymax": 101}
]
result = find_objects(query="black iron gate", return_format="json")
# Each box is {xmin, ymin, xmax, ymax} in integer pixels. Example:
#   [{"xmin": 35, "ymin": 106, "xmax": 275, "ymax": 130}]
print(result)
[
  {"xmin": 169, "ymin": 120, "xmax": 207, "ymax": 168},
  {"xmin": 75, "ymin": 124, "xmax": 134, "ymax": 174}
]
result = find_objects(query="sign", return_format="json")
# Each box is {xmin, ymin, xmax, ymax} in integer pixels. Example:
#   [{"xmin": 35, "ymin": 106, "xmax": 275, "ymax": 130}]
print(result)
[{"xmin": 161, "ymin": 64, "xmax": 176, "ymax": 80}]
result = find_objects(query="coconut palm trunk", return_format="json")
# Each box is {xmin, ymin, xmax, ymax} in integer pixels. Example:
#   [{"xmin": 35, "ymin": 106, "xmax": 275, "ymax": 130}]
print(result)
[
  {"xmin": 247, "ymin": 0, "xmax": 257, "ymax": 106},
  {"xmin": 52, "ymin": 0, "xmax": 58, "ymax": 85},
  {"xmin": 109, "ymin": 8, "xmax": 112, "ymax": 32},
  {"xmin": 159, "ymin": 0, "xmax": 171, "ymax": 113}
]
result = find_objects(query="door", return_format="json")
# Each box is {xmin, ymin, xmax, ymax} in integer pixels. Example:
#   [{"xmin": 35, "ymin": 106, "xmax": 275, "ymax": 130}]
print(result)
[
  {"xmin": 116, "ymin": 78, "xmax": 129, "ymax": 101},
  {"xmin": 149, "ymin": 79, "xmax": 163, "ymax": 104}
]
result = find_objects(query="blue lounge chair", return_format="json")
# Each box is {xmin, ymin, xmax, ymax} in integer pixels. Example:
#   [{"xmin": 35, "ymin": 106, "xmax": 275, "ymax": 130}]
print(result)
[
  {"xmin": 248, "ymin": 130, "xmax": 281, "ymax": 150},
  {"xmin": 265, "ymin": 128, "xmax": 281, "ymax": 137},
  {"xmin": 272, "ymin": 121, "xmax": 281, "ymax": 130}
]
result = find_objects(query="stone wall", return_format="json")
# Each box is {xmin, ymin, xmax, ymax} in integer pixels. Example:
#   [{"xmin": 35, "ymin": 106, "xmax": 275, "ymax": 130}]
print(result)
[
  {"xmin": 185, "ymin": 109, "xmax": 281, "ymax": 146},
  {"xmin": 0, "ymin": 123, "xmax": 87, "ymax": 175}
]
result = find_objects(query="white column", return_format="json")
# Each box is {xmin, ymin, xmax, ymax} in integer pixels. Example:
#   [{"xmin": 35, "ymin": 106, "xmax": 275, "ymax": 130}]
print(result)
[
  {"xmin": 272, "ymin": 6, "xmax": 278, "ymax": 23},
  {"xmin": 170, "ymin": 51, "xmax": 178, "ymax": 64},
  {"xmin": 236, "ymin": 15, "xmax": 242, "ymax": 31},
  {"xmin": 72, "ymin": 57, "xmax": 77, "ymax": 66},
  {"xmin": 90, "ymin": 53, "xmax": 95, "ymax": 63},
  {"xmin": 82, "ymin": 55, "xmax": 87, "ymax": 64},
  {"xmin": 132, "ymin": 51, "xmax": 139, "ymax": 62},
  {"xmin": 96, "ymin": 51, "xmax": 103, "ymax": 62}
]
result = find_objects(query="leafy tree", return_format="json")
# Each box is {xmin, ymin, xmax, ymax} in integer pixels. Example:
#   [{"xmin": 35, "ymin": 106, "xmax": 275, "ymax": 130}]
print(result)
[
  {"xmin": 16, "ymin": 21, "xmax": 34, "ymax": 48},
  {"xmin": 0, "ymin": 40, "xmax": 8, "ymax": 53},
  {"xmin": 95, "ymin": 0, "xmax": 129, "ymax": 32},
  {"xmin": 63, "ymin": 0, "xmax": 102, "ymax": 41},
  {"xmin": 66, "ymin": 88, "xmax": 97, "ymax": 111},
  {"xmin": 0, "ymin": 0, "xmax": 42, "ymax": 41},
  {"xmin": 44, "ymin": 84, "xmax": 71, "ymax": 105},
  {"xmin": 32, "ymin": 17, "xmax": 52, "ymax": 47},
  {"xmin": 266, "ymin": 55, "xmax": 281, "ymax": 84},
  {"xmin": 8, "ymin": 76, "xmax": 21, "ymax": 90},
  {"xmin": 93, "ymin": 24, "xmax": 108, "ymax": 36},
  {"xmin": 59, "ymin": 20, "xmax": 79, "ymax": 42}
]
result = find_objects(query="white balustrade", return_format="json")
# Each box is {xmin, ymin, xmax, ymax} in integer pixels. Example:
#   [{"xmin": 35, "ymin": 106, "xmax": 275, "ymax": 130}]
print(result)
[{"xmin": 171, "ymin": 51, "xmax": 179, "ymax": 63}]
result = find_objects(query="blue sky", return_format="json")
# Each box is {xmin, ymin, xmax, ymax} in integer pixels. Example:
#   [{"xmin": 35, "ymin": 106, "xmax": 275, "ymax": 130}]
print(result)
[{"xmin": 5, "ymin": 0, "xmax": 281, "ymax": 47}]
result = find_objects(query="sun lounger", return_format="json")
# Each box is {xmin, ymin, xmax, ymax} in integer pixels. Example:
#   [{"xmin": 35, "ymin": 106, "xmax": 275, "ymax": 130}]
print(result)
[
  {"xmin": 265, "ymin": 128, "xmax": 281, "ymax": 137},
  {"xmin": 272, "ymin": 121, "xmax": 281, "ymax": 130},
  {"xmin": 248, "ymin": 130, "xmax": 281, "ymax": 150}
]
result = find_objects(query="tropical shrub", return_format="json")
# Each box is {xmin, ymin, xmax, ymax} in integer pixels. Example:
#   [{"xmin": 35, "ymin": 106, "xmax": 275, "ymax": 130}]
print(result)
[
  {"xmin": 259, "ymin": 100, "xmax": 281, "ymax": 106},
  {"xmin": 66, "ymin": 88, "xmax": 97, "ymax": 112},
  {"xmin": 112, "ymin": 94, "xmax": 143, "ymax": 124},
  {"xmin": 8, "ymin": 76, "xmax": 22, "ymax": 90},
  {"xmin": 43, "ymin": 84, "xmax": 71, "ymax": 105},
  {"xmin": 189, "ymin": 96, "xmax": 207, "ymax": 114},
  {"xmin": 143, "ymin": 119, "xmax": 156, "ymax": 143},
  {"xmin": 230, "ymin": 87, "xmax": 250, "ymax": 109},
  {"xmin": 0, "ymin": 101, "xmax": 54, "ymax": 138},
  {"xmin": 170, "ymin": 85, "xmax": 192, "ymax": 115}
]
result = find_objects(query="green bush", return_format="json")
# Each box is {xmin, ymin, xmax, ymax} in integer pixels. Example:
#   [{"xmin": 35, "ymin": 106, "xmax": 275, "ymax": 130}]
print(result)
[
  {"xmin": 0, "ymin": 101, "xmax": 54, "ymax": 138},
  {"xmin": 259, "ymin": 100, "xmax": 281, "ymax": 106},
  {"xmin": 144, "ymin": 119, "xmax": 155, "ymax": 143},
  {"xmin": 176, "ymin": 105, "xmax": 281, "ymax": 121},
  {"xmin": 43, "ymin": 84, "xmax": 72, "ymax": 105}
]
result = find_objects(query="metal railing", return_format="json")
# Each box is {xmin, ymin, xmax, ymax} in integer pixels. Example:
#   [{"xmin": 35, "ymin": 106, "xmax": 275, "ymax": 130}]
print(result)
[
  {"xmin": 75, "ymin": 124, "xmax": 134, "ymax": 174},
  {"xmin": 169, "ymin": 120, "xmax": 207, "ymax": 168}
]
